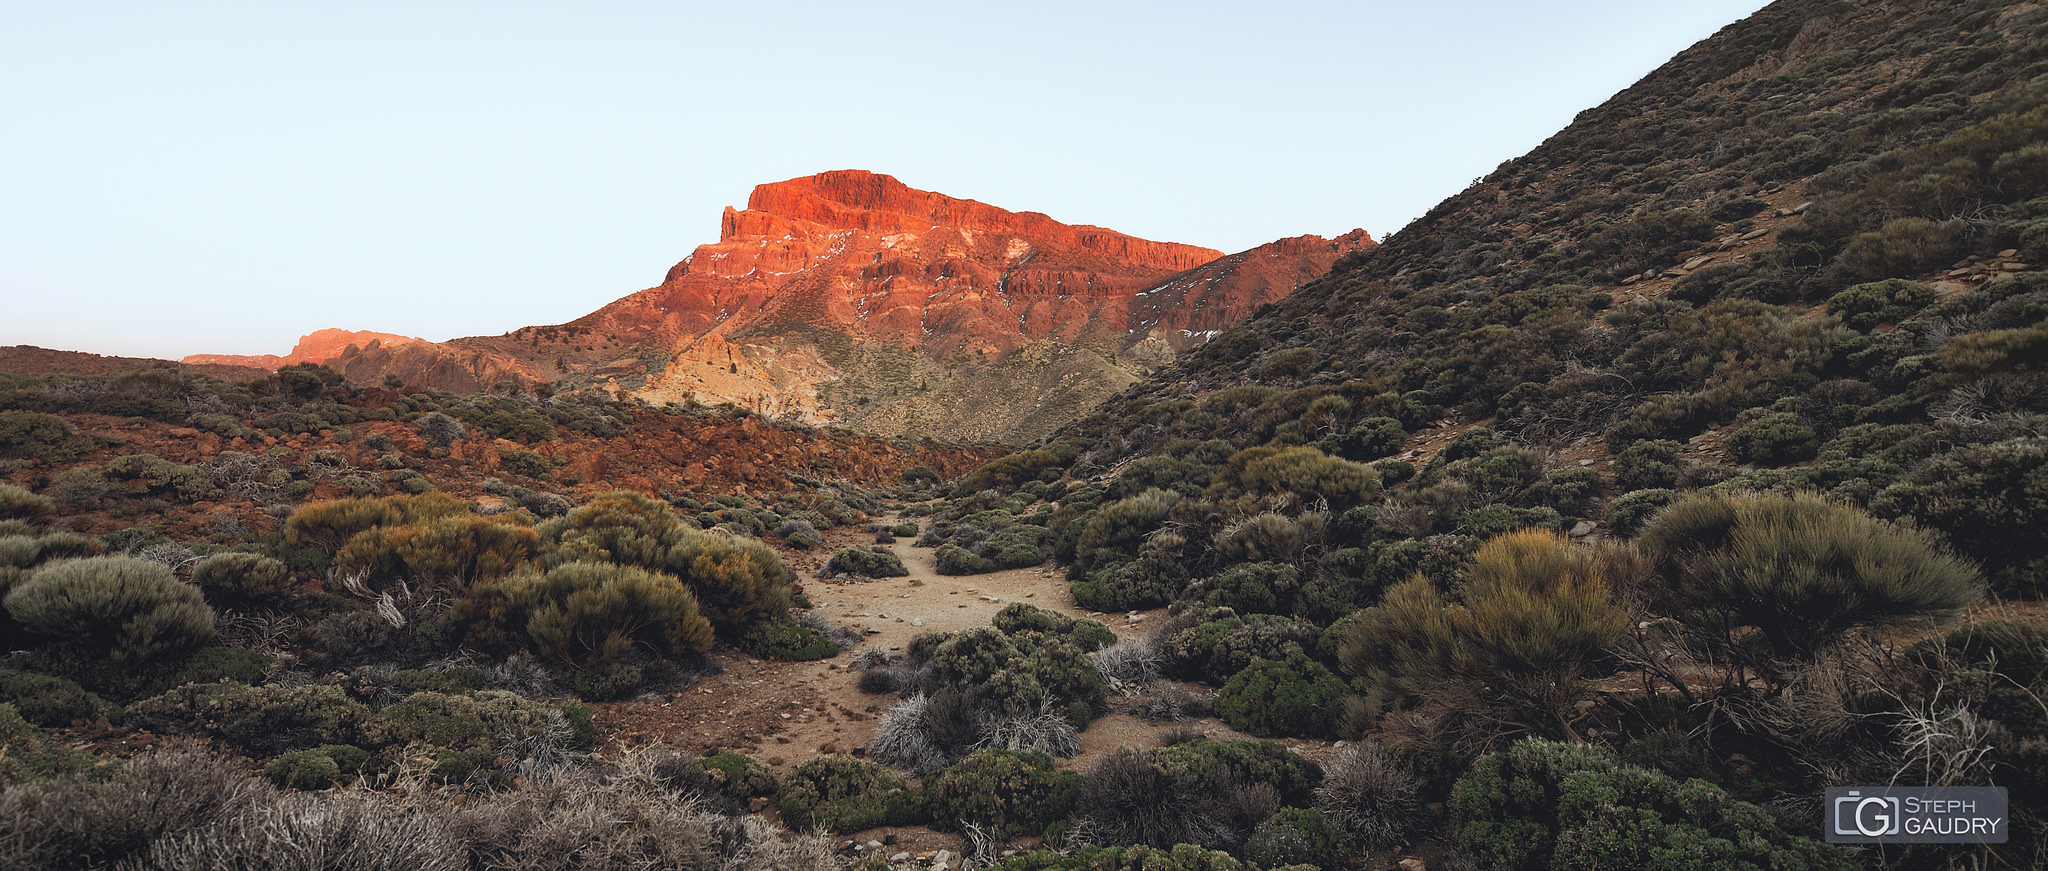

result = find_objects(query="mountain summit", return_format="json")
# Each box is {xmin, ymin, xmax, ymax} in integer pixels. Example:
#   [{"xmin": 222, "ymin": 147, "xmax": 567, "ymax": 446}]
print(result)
[{"xmin": 319, "ymin": 170, "xmax": 1373, "ymax": 442}]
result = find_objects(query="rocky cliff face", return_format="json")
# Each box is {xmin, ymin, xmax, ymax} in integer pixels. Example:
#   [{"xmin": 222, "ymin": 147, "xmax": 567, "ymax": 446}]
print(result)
[
  {"xmin": 322, "ymin": 171, "xmax": 1374, "ymax": 443},
  {"xmin": 183, "ymin": 329, "xmax": 422, "ymax": 371}
]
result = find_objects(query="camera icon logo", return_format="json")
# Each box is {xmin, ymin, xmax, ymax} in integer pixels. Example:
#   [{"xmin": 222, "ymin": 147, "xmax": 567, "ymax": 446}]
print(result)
[{"xmin": 1834, "ymin": 791, "xmax": 1902, "ymax": 837}]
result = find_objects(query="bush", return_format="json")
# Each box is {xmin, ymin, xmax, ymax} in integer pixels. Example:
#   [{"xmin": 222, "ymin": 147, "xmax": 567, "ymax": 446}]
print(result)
[
  {"xmin": 1315, "ymin": 743, "xmax": 1427, "ymax": 850},
  {"xmin": 738, "ymin": 617, "xmax": 841, "ymax": 661},
  {"xmin": 992, "ymin": 602, "xmax": 1114, "ymax": 651},
  {"xmin": 1319, "ymin": 417, "xmax": 1408, "ymax": 462},
  {"xmin": 1601, "ymin": 488, "xmax": 1677, "ymax": 537},
  {"xmin": 1612, "ymin": 439, "xmax": 1680, "ymax": 491},
  {"xmin": 775, "ymin": 755, "xmax": 926, "ymax": 832},
  {"xmin": 1163, "ymin": 611, "xmax": 1320, "ymax": 685},
  {"xmin": 1242, "ymin": 807, "xmax": 1349, "ymax": 871},
  {"xmin": 1724, "ymin": 409, "xmax": 1818, "ymax": 465},
  {"xmin": 1214, "ymin": 446, "xmax": 1381, "ymax": 510},
  {"xmin": 1215, "ymin": 646, "xmax": 1348, "ymax": 739},
  {"xmin": 0, "ymin": 668, "xmax": 104, "ymax": 727},
  {"xmin": 701, "ymin": 751, "xmax": 778, "ymax": 799},
  {"xmin": 1640, "ymin": 492, "xmax": 1982, "ymax": 669},
  {"xmin": 923, "ymin": 749, "xmax": 1082, "ymax": 837},
  {"xmin": 4, "ymin": 556, "xmax": 215, "ymax": 661},
  {"xmin": 934, "ymin": 543, "xmax": 993, "ymax": 575},
  {"xmin": 992, "ymin": 844, "xmax": 1250, "ymax": 871},
  {"xmin": 1870, "ymin": 436, "xmax": 2048, "ymax": 596},
  {"xmin": 825, "ymin": 546, "xmax": 908, "ymax": 578},
  {"xmin": 571, "ymin": 662, "xmax": 643, "ymax": 701},
  {"xmin": 462, "ymin": 561, "xmax": 712, "ymax": 668},
  {"xmin": 0, "ymin": 701, "xmax": 96, "ymax": 784},
  {"xmin": 0, "ymin": 483, "xmax": 53, "ymax": 522},
  {"xmin": 542, "ymin": 491, "xmax": 793, "ymax": 635},
  {"xmin": 127, "ymin": 682, "xmax": 370, "ymax": 756},
  {"xmin": 0, "ymin": 412, "xmax": 94, "ymax": 465},
  {"xmin": 1338, "ymin": 530, "xmax": 1629, "ymax": 745},
  {"xmin": 1828, "ymin": 278, "xmax": 1938, "ymax": 331},
  {"xmin": 413, "ymin": 412, "xmax": 466, "ymax": 447},
  {"xmin": 190, "ymin": 552, "xmax": 292, "ymax": 606},
  {"xmin": 892, "ymin": 522, "xmax": 919, "ymax": 537},
  {"xmin": 262, "ymin": 744, "xmax": 370, "ymax": 790},
  {"xmin": 1449, "ymin": 738, "xmax": 1851, "ymax": 871}
]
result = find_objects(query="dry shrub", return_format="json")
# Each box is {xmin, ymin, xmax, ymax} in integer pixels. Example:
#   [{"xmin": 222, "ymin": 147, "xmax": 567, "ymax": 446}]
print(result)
[
  {"xmin": 0, "ymin": 747, "xmax": 257, "ymax": 870},
  {"xmin": 1315, "ymin": 743, "xmax": 1427, "ymax": 850},
  {"xmin": 141, "ymin": 789, "xmax": 465, "ymax": 871}
]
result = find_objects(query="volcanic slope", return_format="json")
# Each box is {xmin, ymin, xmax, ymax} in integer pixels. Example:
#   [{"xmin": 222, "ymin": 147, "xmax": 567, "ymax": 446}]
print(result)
[{"xmin": 320, "ymin": 170, "xmax": 1373, "ymax": 444}]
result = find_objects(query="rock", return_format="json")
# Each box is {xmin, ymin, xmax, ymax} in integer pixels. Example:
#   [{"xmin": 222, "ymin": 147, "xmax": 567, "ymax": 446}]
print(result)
[
  {"xmin": 1740, "ymin": 227, "xmax": 1770, "ymax": 240},
  {"xmin": 1570, "ymin": 520, "xmax": 1597, "ymax": 537},
  {"xmin": 748, "ymin": 796, "xmax": 770, "ymax": 813},
  {"xmin": 301, "ymin": 170, "xmax": 1375, "ymax": 444},
  {"xmin": 821, "ymin": 742, "xmax": 840, "ymax": 754},
  {"xmin": 182, "ymin": 328, "xmax": 423, "ymax": 371},
  {"xmin": 1399, "ymin": 859, "xmax": 1428, "ymax": 871},
  {"xmin": 891, "ymin": 853, "xmax": 912, "ymax": 862}
]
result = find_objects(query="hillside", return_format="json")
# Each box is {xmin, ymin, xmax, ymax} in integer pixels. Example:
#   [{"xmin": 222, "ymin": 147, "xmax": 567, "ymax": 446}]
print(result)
[
  {"xmin": 311, "ymin": 170, "xmax": 1372, "ymax": 443},
  {"xmin": 180, "ymin": 328, "xmax": 424, "ymax": 371}
]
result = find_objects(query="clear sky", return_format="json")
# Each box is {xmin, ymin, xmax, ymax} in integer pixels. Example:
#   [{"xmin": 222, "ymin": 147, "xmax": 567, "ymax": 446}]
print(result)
[{"xmin": 1, "ymin": 0, "xmax": 1775, "ymax": 360}]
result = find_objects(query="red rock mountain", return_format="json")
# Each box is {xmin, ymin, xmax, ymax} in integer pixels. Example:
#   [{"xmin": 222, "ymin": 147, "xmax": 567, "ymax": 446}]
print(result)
[
  {"xmin": 322, "ymin": 171, "xmax": 1374, "ymax": 442},
  {"xmin": 183, "ymin": 329, "xmax": 421, "ymax": 371}
]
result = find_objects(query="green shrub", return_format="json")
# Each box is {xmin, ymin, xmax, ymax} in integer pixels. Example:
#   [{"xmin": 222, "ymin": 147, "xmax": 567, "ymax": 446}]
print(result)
[
  {"xmin": 1214, "ymin": 446, "xmax": 1381, "ymax": 510},
  {"xmin": 776, "ymin": 755, "xmax": 926, "ymax": 832},
  {"xmin": 1183, "ymin": 561, "xmax": 1298, "ymax": 616},
  {"xmin": 364, "ymin": 689, "xmax": 581, "ymax": 755},
  {"xmin": 1613, "ymin": 439, "xmax": 1681, "ymax": 491},
  {"xmin": 738, "ymin": 617, "xmax": 840, "ymax": 661},
  {"xmin": 1164, "ymin": 611, "xmax": 1320, "ymax": 685},
  {"xmin": 1525, "ymin": 466, "xmax": 1603, "ymax": 519},
  {"xmin": 1724, "ymin": 409, "xmax": 1818, "ymax": 465},
  {"xmin": 825, "ymin": 546, "xmax": 908, "ymax": 578},
  {"xmin": 0, "ymin": 483, "xmax": 53, "ymax": 522},
  {"xmin": 892, "ymin": 522, "xmax": 919, "ymax": 537},
  {"xmin": 923, "ymin": 749, "xmax": 1082, "ymax": 837},
  {"xmin": 1243, "ymin": 807, "xmax": 1349, "ymax": 871},
  {"xmin": 496, "ymin": 449, "xmax": 553, "ymax": 479},
  {"xmin": 103, "ymin": 454, "xmax": 221, "ymax": 502},
  {"xmin": 1601, "ymin": 489, "xmax": 1677, "ymax": 537},
  {"xmin": 1828, "ymin": 278, "xmax": 1938, "ymax": 331},
  {"xmin": 541, "ymin": 491, "xmax": 793, "ymax": 634},
  {"xmin": 1339, "ymin": 530, "xmax": 1628, "ymax": 744},
  {"xmin": 992, "ymin": 844, "xmax": 1249, "ymax": 871},
  {"xmin": 1449, "ymin": 738, "xmax": 1851, "ymax": 871},
  {"xmin": 0, "ymin": 702, "xmax": 96, "ymax": 784},
  {"xmin": 571, "ymin": 662, "xmax": 643, "ymax": 701},
  {"xmin": 934, "ymin": 543, "xmax": 993, "ymax": 575},
  {"xmin": 263, "ymin": 746, "xmax": 362, "ymax": 789},
  {"xmin": 1319, "ymin": 417, "xmax": 1408, "ymax": 462},
  {"xmin": 1315, "ymin": 743, "xmax": 1427, "ymax": 850},
  {"xmin": 701, "ymin": 751, "xmax": 778, "ymax": 799},
  {"xmin": 127, "ymin": 682, "xmax": 369, "ymax": 756},
  {"xmin": 1216, "ymin": 646, "xmax": 1348, "ymax": 739},
  {"xmin": 1641, "ymin": 492, "xmax": 1982, "ymax": 669},
  {"xmin": 0, "ymin": 668, "xmax": 104, "ymax": 726},
  {"xmin": 392, "ymin": 668, "xmax": 485, "ymax": 694},
  {"xmin": 1839, "ymin": 218, "xmax": 1963, "ymax": 282},
  {"xmin": 4, "ymin": 556, "xmax": 215, "ymax": 661},
  {"xmin": 190, "ymin": 552, "xmax": 292, "ymax": 606},
  {"xmin": 461, "ymin": 561, "xmax": 712, "ymax": 668},
  {"xmin": 0, "ymin": 412, "xmax": 95, "ymax": 464},
  {"xmin": 1870, "ymin": 436, "xmax": 2048, "ymax": 596}
]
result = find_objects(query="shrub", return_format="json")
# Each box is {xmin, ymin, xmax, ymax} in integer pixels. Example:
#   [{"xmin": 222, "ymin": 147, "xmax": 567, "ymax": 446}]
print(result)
[
  {"xmin": 414, "ymin": 412, "xmax": 466, "ymax": 447},
  {"xmin": 1613, "ymin": 439, "xmax": 1680, "ymax": 491},
  {"xmin": 1828, "ymin": 278, "xmax": 1938, "ymax": 331},
  {"xmin": 263, "ymin": 744, "xmax": 370, "ymax": 790},
  {"xmin": 1839, "ymin": 218, "xmax": 1963, "ymax": 282},
  {"xmin": 1215, "ymin": 646, "xmax": 1348, "ymax": 739},
  {"xmin": 701, "ymin": 751, "xmax": 778, "ymax": 800},
  {"xmin": 542, "ymin": 491, "xmax": 793, "ymax": 634},
  {"xmin": 0, "ymin": 668, "xmax": 104, "ymax": 727},
  {"xmin": 935, "ymin": 543, "xmax": 993, "ymax": 575},
  {"xmin": 127, "ymin": 682, "xmax": 370, "ymax": 756},
  {"xmin": 954, "ymin": 450, "xmax": 1060, "ymax": 495},
  {"xmin": 1184, "ymin": 562, "xmax": 1300, "ymax": 616},
  {"xmin": 738, "ymin": 617, "xmax": 841, "ymax": 661},
  {"xmin": 0, "ymin": 483, "xmax": 53, "ymax": 522},
  {"xmin": 1163, "ymin": 611, "xmax": 1320, "ymax": 684},
  {"xmin": 571, "ymin": 662, "xmax": 643, "ymax": 701},
  {"xmin": 1214, "ymin": 446, "xmax": 1381, "ymax": 510},
  {"xmin": 0, "ymin": 412, "xmax": 94, "ymax": 464},
  {"xmin": 190, "ymin": 552, "xmax": 292, "ymax": 606},
  {"xmin": 1640, "ymin": 492, "xmax": 1982, "ymax": 669},
  {"xmin": 1075, "ymin": 747, "xmax": 1236, "ymax": 851},
  {"xmin": 825, "ymin": 546, "xmax": 908, "ymax": 578},
  {"xmin": 4, "ymin": 556, "xmax": 215, "ymax": 661},
  {"xmin": 892, "ymin": 522, "xmax": 919, "ymax": 537},
  {"xmin": 0, "ymin": 701, "xmax": 97, "ymax": 784},
  {"xmin": 1601, "ymin": 488, "xmax": 1677, "ymax": 537},
  {"xmin": 1319, "ymin": 417, "xmax": 1408, "ymax": 462},
  {"xmin": 1870, "ymin": 436, "xmax": 2048, "ymax": 596},
  {"xmin": 1724, "ymin": 409, "xmax": 1818, "ymax": 465},
  {"xmin": 775, "ymin": 755, "xmax": 926, "ymax": 832},
  {"xmin": 1338, "ymin": 530, "xmax": 1629, "ymax": 745},
  {"xmin": 1449, "ymin": 738, "xmax": 1851, "ymax": 871},
  {"xmin": 992, "ymin": 844, "xmax": 1249, "ymax": 871},
  {"xmin": 923, "ymin": 749, "xmax": 1082, "ymax": 837},
  {"xmin": 1315, "ymin": 743, "xmax": 1427, "ymax": 850},
  {"xmin": 461, "ymin": 561, "xmax": 712, "ymax": 669},
  {"xmin": 1242, "ymin": 807, "xmax": 1349, "ymax": 871}
]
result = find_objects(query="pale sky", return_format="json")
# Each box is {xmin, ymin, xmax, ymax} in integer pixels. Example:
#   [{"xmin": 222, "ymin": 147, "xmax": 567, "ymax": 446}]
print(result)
[{"xmin": 1, "ymin": 1, "xmax": 1775, "ymax": 360}]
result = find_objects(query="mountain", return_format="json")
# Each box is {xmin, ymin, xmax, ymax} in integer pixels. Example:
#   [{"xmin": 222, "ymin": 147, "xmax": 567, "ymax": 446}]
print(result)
[
  {"xmin": 181, "ymin": 329, "xmax": 423, "ymax": 371},
  {"xmin": 317, "ymin": 170, "xmax": 1373, "ymax": 443}
]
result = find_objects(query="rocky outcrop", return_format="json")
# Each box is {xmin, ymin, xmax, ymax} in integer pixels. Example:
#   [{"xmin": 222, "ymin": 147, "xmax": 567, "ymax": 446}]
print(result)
[
  {"xmin": 321, "ymin": 171, "xmax": 1374, "ymax": 442},
  {"xmin": 183, "ymin": 329, "xmax": 421, "ymax": 371}
]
